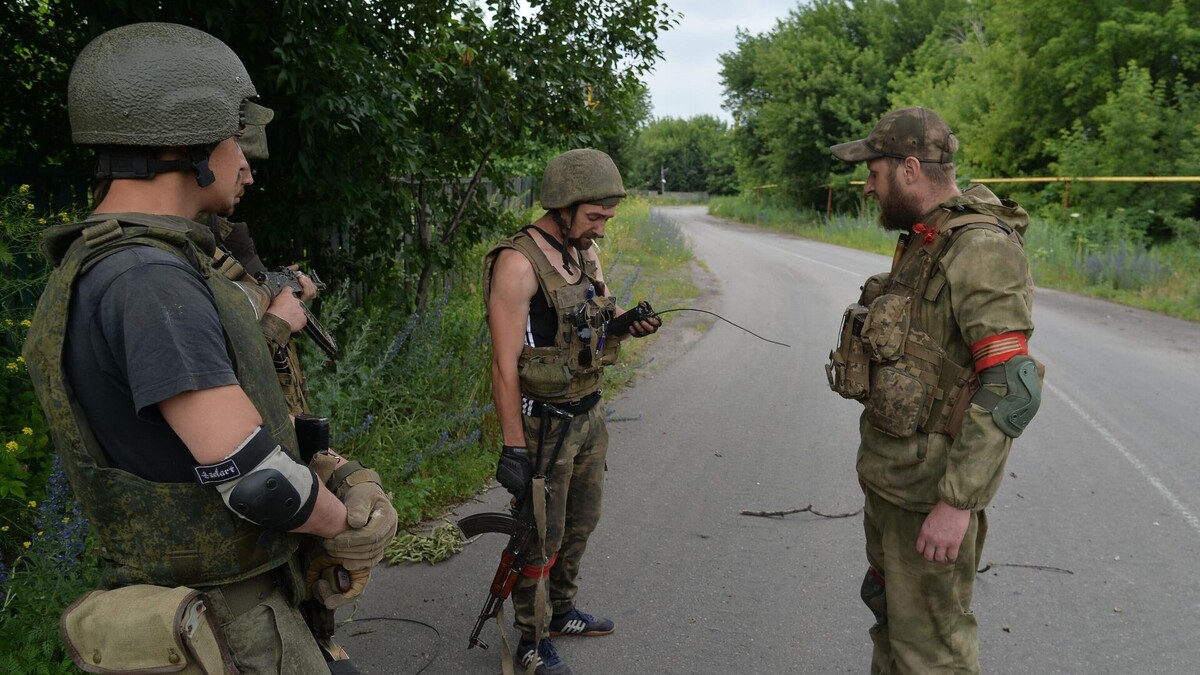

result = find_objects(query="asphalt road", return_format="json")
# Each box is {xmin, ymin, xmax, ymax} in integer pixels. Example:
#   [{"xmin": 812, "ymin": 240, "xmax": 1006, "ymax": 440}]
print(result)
[{"xmin": 341, "ymin": 205, "xmax": 1200, "ymax": 674}]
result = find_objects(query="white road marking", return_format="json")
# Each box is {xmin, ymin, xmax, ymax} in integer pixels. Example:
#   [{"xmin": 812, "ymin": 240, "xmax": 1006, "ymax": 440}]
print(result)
[
  {"xmin": 1048, "ymin": 380, "xmax": 1200, "ymax": 535},
  {"xmin": 772, "ymin": 246, "xmax": 866, "ymax": 276}
]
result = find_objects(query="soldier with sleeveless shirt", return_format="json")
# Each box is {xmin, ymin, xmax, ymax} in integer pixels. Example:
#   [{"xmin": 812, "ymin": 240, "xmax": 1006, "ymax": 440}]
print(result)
[
  {"xmin": 22, "ymin": 23, "xmax": 396, "ymax": 674},
  {"xmin": 484, "ymin": 149, "xmax": 661, "ymax": 675},
  {"xmin": 825, "ymin": 107, "xmax": 1043, "ymax": 674}
]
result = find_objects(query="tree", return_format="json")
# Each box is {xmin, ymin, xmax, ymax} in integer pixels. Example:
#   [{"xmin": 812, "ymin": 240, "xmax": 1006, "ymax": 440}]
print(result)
[
  {"xmin": 0, "ymin": 0, "xmax": 678, "ymax": 310},
  {"xmin": 719, "ymin": 0, "xmax": 958, "ymax": 209},
  {"xmin": 624, "ymin": 115, "xmax": 737, "ymax": 195}
]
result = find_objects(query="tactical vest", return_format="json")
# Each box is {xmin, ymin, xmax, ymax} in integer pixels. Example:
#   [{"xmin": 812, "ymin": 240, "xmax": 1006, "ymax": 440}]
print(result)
[
  {"xmin": 23, "ymin": 213, "xmax": 303, "ymax": 590},
  {"xmin": 208, "ymin": 236, "xmax": 312, "ymax": 416},
  {"xmin": 827, "ymin": 211, "xmax": 1024, "ymax": 439},
  {"xmin": 484, "ymin": 229, "xmax": 620, "ymax": 404}
]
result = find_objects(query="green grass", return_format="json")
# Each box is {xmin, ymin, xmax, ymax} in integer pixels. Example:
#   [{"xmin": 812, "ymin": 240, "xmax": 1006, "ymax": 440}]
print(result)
[
  {"xmin": 0, "ymin": 191, "xmax": 703, "ymax": 670},
  {"xmin": 709, "ymin": 194, "xmax": 1200, "ymax": 322},
  {"xmin": 305, "ymin": 195, "xmax": 700, "ymax": 535}
]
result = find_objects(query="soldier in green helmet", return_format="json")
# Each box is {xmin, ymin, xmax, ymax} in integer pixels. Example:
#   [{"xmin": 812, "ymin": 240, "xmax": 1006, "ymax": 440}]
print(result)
[
  {"xmin": 483, "ymin": 148, "xmax": 660, "ymax": 674},
  {"xmin": 826, "ymin": 107, "xmax": 1043, "ymax": 674},
  {"xmin": 22, "ymin": 23, "xmax": 396, "ymax": 674}
]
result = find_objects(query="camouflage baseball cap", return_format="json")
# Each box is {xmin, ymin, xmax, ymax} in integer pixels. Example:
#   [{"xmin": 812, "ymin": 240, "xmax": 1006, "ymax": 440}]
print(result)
[{"xmin": 830, "ymin": 106, "xmax": 958, "ymax": 163}]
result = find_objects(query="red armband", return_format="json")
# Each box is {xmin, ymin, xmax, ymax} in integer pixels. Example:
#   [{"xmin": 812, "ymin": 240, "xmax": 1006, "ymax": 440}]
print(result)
[
  {"xmin": 520, "ymin": 552, "xmax": 559, "ymax": 579},
  {"xmin": 971, "ymin": 332, "xmax": 1028, "ymax": 371}
]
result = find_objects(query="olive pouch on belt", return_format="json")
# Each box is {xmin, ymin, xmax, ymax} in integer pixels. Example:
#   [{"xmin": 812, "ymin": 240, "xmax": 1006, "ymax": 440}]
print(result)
[{"xmin": 60, "ymin": 585, "xmax": 239, "ymax": 674}]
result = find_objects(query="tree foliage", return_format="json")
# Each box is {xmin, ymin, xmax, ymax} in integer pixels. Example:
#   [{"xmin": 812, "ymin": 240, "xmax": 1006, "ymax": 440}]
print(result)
[
  {"xmin": 720, "ymin": 0, "xmax": 961, "ymax": 207},
  {"xmin": 720, "ymin": 0, "xmax": 1200, "ymax": 227},
  {"xmin": 623, "ymin": 115, "xmax": 737, "ymax": 195},
  {"xmin": 0, "ymin": 0, "xmax": 679, "ymax": 309}
]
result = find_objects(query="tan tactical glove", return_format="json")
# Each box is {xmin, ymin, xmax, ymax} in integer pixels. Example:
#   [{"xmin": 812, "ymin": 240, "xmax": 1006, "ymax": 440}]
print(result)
[
  {"xmin": 305, "ymin": 553, "xmax": 371, "ymax": 610},
  {"xmin": 308, "ymin": 450, "xmax": 340, "ymax": 485},
  {"xmin": 323, "ymin": 462, "xmax": 398, "ymax": 571}
]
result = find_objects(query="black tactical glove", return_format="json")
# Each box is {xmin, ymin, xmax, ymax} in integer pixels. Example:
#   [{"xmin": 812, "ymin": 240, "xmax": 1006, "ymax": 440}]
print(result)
[{"xmin": 496, "ymin": 445, "xmax": 532, "ymax": 497}]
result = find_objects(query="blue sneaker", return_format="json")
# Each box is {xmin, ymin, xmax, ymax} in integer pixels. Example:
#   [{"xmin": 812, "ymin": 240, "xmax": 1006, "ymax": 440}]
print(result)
[
  {"xmin": 515, "ymin": 638, "xmax": 572, "ymax": 675},
  {"xmin": 549, "ymin": 606, "xmax": 615, "ymax": 637}
]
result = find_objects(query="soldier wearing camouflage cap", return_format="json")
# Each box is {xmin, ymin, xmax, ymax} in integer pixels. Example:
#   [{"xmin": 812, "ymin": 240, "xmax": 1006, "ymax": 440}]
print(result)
[
  {"xmin": 482, "ymin": 148, "xmax": 660, "ymax": 674},
  {"xmin": 826, "ymin": 106, "xmax": 1042, "ymax": 674},
  {"xmin": 22, "ymin": 23, "xmax": 396, "ymax": 674}
]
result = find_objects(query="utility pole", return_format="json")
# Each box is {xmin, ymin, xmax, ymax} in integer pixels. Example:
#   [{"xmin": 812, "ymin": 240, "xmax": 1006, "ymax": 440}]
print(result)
[{"xmin": 659, "ymin": 165, "xmax": 667, "ymax": 195}]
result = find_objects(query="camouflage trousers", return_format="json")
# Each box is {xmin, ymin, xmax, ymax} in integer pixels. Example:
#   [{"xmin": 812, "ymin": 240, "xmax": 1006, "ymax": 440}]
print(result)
[
  {"xmin": 202, "ymin": 569, "xmax": 329, "ymax": 675},
  {"xmin": 861, "ymin": 488, "xmax": 988, "ymax": 675},
  {"xmin": 512, "ymin": 402, "xmax": 608, "ymax": 641}
]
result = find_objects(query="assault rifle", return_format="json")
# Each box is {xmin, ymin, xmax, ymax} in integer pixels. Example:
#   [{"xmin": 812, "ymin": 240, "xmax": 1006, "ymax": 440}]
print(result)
[
  {"xmin": 459, "ymin": 404, "xmax": 574, "ymax": 650},
  {"xmin": 294, "ymin": 414, "xmax": 355, "ymax": 668},
  {"xmin": 256, "ymin": 267, "xmax": 339, "ymax": 359}
]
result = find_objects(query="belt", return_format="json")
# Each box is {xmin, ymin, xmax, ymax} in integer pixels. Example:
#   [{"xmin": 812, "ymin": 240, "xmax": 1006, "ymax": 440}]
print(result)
[
  {"xmin": 525, "ymin": 391, "xmax": 600, "ymax": 417},
  {"xmin": 218, "ymin": 568, "xmax": 279, "ymax": 617}
]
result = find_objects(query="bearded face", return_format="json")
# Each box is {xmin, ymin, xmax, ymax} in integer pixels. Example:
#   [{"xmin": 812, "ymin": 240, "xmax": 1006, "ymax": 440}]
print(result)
[{"xmin": 877, "ymin": 166, "xmax": 924, "ymax": 232}]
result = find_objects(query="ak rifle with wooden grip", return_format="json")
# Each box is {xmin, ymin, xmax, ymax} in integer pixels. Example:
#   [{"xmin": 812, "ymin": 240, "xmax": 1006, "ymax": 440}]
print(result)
[
  {"xmin": 257, "ymin": 267, "xmax": 339, "ymax": 359},
  {"xmin": 458, "ymin": 403, "xmax": 574, "ymax": 650},
  {"xmin": 459, "ymin": 508, "xmax": 537, "ymax": 649}
]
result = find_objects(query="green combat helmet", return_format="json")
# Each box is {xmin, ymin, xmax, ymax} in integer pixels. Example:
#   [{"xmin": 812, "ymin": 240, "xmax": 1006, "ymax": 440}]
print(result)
[
  {"xmin": 68, "ymin": 22, "xmax": 272, "ymax": 186},
  {"xmin": 540, "ymin": 148, "xmax": 627, "ymax": 209}
]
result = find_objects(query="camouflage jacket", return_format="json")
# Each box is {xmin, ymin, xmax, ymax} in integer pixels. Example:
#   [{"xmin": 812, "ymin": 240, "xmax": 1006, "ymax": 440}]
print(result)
[{"xmin": 857, "ymin": 185, "xmax": 1035, "ymax": 512}]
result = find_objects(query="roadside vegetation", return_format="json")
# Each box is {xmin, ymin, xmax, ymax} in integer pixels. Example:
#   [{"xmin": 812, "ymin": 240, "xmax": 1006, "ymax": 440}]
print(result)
[
  {"xmin": 710, "ymin": 193, "xmax": 1200, "ymax": 322},
  {"xmin": 5, "ymin": 0, "xmax": 1200, "ymax": 670},
  {"xmin": 0, "ymin": 185, "xmax": 697, "ymax": 670}
]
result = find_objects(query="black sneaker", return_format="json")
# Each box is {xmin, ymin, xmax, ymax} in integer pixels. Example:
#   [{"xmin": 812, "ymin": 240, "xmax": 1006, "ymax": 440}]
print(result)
[
  {"xmin": 549, "ymin": 606, "xmax": 615, "ymax": 637},
  {"xmin": 515, "ymin": 638, "xmax": 572, "ymax": 675}
]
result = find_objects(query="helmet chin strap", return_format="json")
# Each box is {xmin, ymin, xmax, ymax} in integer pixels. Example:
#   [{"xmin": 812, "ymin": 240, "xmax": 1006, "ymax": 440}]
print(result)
[
  {"xmin": 94, "ymin": 144, "xmax": 217, "ymax": 187},
  {"xmin": 548, "ymin": 206, "xmax": 582, "ymax": 272}
]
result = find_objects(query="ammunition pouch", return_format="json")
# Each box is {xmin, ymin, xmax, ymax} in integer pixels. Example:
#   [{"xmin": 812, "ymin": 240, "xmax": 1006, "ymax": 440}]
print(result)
[
  {"xmin": 826, "ymin": 303, "xmax": 870, "ymax": 400},
  {"xmin": 858, "ymin": 292, "xmax": 975, "ymax": 439},
  {"xmin": 61, "ymin": 584, "xmax": 238, "ymax": 674}
]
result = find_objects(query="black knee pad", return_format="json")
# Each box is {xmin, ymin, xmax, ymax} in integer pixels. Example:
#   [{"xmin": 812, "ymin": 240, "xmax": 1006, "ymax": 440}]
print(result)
[{"xmin": 860, "ymin": 568, "xmax": 887, "ymax": 625}]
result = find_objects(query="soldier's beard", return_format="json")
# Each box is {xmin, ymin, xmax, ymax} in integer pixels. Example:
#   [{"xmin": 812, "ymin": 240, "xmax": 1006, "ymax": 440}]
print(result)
[{"xmin": 877, "ymin": 172, "xmax": 923, "ymax": 232}]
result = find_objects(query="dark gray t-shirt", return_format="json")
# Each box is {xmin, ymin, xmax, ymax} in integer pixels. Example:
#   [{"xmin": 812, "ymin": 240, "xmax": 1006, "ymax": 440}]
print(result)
[{"xmin": 64, "ymin": 246, "xmax": 239, "ymax": 483}]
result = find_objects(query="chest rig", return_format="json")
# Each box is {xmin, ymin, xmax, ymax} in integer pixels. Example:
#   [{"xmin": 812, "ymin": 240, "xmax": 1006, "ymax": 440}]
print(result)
[
  {"xmin": 827, "ymin": 211, "xmax": 1022, "ymax": 439},
  {"xmin": 485, "ymin": 228, "xmax": 620, "ymax": 404},
  {"xmin": 23, "ymin": 213, "xmax": 303, "ymax": 590}
]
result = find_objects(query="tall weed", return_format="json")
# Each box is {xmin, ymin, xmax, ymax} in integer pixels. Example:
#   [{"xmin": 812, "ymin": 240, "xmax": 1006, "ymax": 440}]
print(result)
[
  {"xmin": 301, "ymin": 276, "xmax": 496, "ymax": 526},
  {"xmin": 713, "ymin": 193, "xmax": 1199, "ymax": 320},
  {"xmin": 0, "ymin": 457, "xmax": 99, "ymax": 673}
]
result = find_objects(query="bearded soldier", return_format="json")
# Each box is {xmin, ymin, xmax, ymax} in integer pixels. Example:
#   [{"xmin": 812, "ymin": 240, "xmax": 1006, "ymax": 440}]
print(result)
[
  {"xmin": 23, "ymin": 23, "xmax": 396, "ymax": 673},
  {"xmin": 484, "ymin": 149, "xmax": 660, "ymax": 674},
  {"xmin": 826, "ymin": 107, "xmax": 1042, "ymax": 674}
]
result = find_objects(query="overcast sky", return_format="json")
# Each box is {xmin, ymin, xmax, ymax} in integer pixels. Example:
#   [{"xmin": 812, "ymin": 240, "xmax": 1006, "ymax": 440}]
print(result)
[{"xmin": 644, "ymin": 0, "xmax": 801, "ymax": 123}]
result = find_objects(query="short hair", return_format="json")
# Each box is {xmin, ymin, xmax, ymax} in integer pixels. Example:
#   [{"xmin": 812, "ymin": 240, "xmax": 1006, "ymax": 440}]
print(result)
[{"xmin": 885, "ymin": 156, "xmax": 957, "ymax": 188}]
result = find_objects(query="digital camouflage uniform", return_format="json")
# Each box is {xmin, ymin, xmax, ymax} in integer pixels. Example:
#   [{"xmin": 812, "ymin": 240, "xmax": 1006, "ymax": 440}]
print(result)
[
  {"xmin": 23, "ymin": 214, "xmax": 329, "ymax": 674},
  {"xmin": 847, "ymin": 185, "xmax": 1035, "ymax": 674},
  {"xmin": 21, "ymin": 22, "xmax": 333, "ymax": 674}
]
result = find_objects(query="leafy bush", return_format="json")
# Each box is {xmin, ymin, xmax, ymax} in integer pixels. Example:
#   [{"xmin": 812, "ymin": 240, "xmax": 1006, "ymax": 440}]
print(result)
[
  {"xmin": 301, "ymin": 278, "xmax": 498, "ymax": 526},
  {"xmin": 1, "ymin": 186, "xmax": 59, "ymax": 552},
  {"xmin": 0, "ymin": 457, "xmax": 100, "ymax": 673}
]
